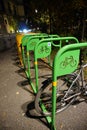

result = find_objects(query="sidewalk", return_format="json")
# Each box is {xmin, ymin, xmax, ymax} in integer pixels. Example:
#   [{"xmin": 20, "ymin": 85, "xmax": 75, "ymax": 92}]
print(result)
[{"xmin": 0, "ymin": 46, "xmax": 87, "ymax": 130}]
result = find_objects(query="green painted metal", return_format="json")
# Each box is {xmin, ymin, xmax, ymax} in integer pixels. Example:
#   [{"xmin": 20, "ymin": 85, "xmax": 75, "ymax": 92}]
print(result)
[
  {"xmin": 25, "ymin": 34, "xmax": 59, "ymax": 76},
  {"xmin": 26, "ymin": 35, "xmax": 49, "ymax": 79},
  {"xmin": 30, "ymin": 82, "xmax": 37, "ymax": 93},
  {"xmin": 21, "ymin": 34, "xmax": 51, "ymax": 93},
  {"xmin": 25, "ymin": 35, "xmax": 50, "ymax": 93},
  {"xmin": 21, "ymin": 33, "xmax": 48, "ymax": 70},
  {"xmin": 34, "ymin": 36, "xmax": 79, "ymax": 92},
  {"xmin": 34, "ymin": 37, "xmax": 79, "ymax": 130},
  {"xmin": 34, "ymin": 40, "xmax": 52, "ymax": 92},
  {"xmin": 21, "ymin": 34, "xmax": 82, "ymax": 130},
  {"xmin": 21, "ymin": 33, "xmax": 48, "ymax": 67},
  {"xmin": 21, "ymin": 34, "xmax": 36, "ymax": 69},
  {"xmin": 21, "ymin": 34, "xmax": 59, "ymax": 93},
  {"xmin": 26, "ymin": 35, "xmax": 59, "ymax": 92},
  {"xmin": 40, "ymin": 103, "xmax": 52, "ymax": 124},
  {"xmin": 54, "ymin": 49, "xmax": 80, "ymax": 77},
  {"xmin": 35, "ymin": 41, "xmax": 52, "ymax": 59},
  {"xmin": 52, "ymin": 42, "xmax": 87, "ymax": 130},
  {"xmin": 26, "ymin": 34, "xmax": 59, "ymax": 51}
]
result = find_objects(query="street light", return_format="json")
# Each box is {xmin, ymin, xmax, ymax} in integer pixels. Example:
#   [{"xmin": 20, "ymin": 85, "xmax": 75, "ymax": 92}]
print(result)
[{"xmin": 35, "ymin": 9, "xmax": 38, "ymax": 13}]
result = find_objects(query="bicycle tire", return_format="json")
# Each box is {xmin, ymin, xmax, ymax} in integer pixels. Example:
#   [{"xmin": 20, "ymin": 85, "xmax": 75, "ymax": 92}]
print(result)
[{"xmin": 35, "ymin": 74, "xmax": 80, "ymax": 116}]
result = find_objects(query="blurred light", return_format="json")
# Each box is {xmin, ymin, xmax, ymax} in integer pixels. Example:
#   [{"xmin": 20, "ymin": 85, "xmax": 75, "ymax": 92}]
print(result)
[
  {"xmin": 23, "ymin": 29, "xmax": 28, "ymax": 33},
  {"xmin": 37, "ymin": 27, "xmax": 39, "ymax": 30},
  {"xmin": 19, "ymin": 30, "xmax": 22, "ymax": 33},
  {"xmin": 35, "ymin": 9, "xmax": 38, "ymax": 13},
  {"xmin": 18, "ymin": 29, "xmax": 32, "ymax": 33}
]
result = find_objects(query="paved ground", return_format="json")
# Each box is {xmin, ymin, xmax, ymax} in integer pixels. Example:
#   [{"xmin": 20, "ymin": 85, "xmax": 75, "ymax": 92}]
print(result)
[{"xmin": 0, "ymin": 46, "xmax": 87, "ymax": 130}]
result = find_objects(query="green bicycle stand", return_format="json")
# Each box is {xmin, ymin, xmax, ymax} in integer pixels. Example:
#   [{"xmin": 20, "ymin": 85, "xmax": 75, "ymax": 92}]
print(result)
[
  {"xmin": 34, "ymin": 36, "xmax": 79, "ymax": 130},
  {"xmin": 34, "ymin": 36, "xmax": 79, "ymax": 93},
  {"xmin": 51, "ymin": 42, "xmax": 87, "ymax": 130},
  {"xmin": 26, "ymin": 34, "xmax": 59, "ymax": 93},
  {"xmin": 21, "ymin": 33, "xmax": 48, "ymax": 70},
  {"xmin": 21, "ymin": 34, "xmax": 36, "ymax": 69},
  {"xmin": 21, "ymin": 34, "xmax": 80, "ymax": 130}
]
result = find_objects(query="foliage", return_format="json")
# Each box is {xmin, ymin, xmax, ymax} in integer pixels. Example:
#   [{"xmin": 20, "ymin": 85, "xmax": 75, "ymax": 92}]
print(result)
[
  {"xmin": 24, "ymin": 0, "xmax": 87, "ymax": 40},
  {"xmin": 7, "ymin": 16, "xmax": 18, "ymax": 32}
]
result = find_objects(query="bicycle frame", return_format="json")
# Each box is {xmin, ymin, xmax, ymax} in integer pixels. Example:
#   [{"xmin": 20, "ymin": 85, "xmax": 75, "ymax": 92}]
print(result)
[{"xmin": 76, "ymin": 63, "xmax": 87, "ymax": 88}]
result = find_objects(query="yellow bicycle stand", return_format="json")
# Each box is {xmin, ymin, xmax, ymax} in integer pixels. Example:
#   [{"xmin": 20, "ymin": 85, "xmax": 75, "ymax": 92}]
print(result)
[{"xmin": 16, "ymin": 33, "xmax": 24, "ymax": 66}]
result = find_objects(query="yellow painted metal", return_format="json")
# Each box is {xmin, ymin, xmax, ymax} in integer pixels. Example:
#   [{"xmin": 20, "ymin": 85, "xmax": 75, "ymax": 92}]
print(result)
[
  {"xmin": 16, "ymin": 33, "xmax": 24, "ymax": 66},
  {"xmin": 16, "ymin": 32, "xmax": 36, "ymax": 66}
]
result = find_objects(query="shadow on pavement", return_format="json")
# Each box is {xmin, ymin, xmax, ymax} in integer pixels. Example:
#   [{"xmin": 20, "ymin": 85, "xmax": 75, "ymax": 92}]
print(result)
[
  {"xmin": 15, "ymin": 68, "xmax": 27, "ymax": 78},
  {"xmin": 17, "ymin": 79, "xmax": 34, "ymax": 95},
  {"xmin": 21, "ymin": 101, "xmax": 51, "ymax": 129}
]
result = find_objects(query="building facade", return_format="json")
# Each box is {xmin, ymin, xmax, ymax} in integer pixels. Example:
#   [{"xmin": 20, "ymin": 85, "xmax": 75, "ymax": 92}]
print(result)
[{"xmin": 0, "ymin": 0, "xmax": 25, "ymax": 34}]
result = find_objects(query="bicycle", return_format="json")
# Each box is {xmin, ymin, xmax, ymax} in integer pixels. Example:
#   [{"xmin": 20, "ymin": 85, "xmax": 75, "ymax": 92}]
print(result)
[{"xmin": 35, "ymin": 60, "xmax": 87, "ymax": 116}]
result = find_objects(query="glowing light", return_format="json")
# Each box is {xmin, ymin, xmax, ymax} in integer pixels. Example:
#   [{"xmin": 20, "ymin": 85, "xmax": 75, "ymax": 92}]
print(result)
[
  {"xmin": 35, "ymin": 9, "xmax": 38, "ymax": 13},
  {"xmin": 23, "ymin": 29, "xmax": 28, "ymax": 33}
]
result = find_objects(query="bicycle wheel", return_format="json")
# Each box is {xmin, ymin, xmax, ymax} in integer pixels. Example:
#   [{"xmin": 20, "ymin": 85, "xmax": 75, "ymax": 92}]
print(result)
[{"xmin": 35, "ymin": 74, "xmax": 80, "ymax": 116}]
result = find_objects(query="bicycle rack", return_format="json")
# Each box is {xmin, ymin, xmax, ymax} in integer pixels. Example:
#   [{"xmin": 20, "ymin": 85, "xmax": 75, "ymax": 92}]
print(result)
[
  {"xmin": 25, "ymin": 34, "xmax": 59, "ymax": 93},
  {"xmin": 21, "ymin": 34, "xmax": 60, "ymax": 71},
  {"xmin": 34, "ymin": 36, "xmax": 79, "ymax": 93},
  {"xmin": 16, "ymin": 33, "xmax": 24, "ymax": 66},
  {"xmin": 17, "ymin": 33, "xmax": 82, "ymax": 130},
  {"xmin": 21, "ymin": 34, "xmax": 39, "ymax": 69},
  {"xmin": 21, "ymin": 36, "xmax": 79, "ymax": 93},
  {"xmin": 21, "ymin": 33, "xmax": 50, "ymax": 69},
  {"xmin": 16, "ymin": 32, "xmax": 37, "ymax": 66},
  {"xmin": 51, "ymin": 42, "xmax": 87, "ymax": 130}
]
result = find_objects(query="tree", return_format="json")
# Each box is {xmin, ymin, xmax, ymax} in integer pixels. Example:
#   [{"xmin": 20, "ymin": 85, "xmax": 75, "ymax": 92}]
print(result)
[{"xmin": 23, "ymin": 0, "xmax": 87, "ymax": 40}]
